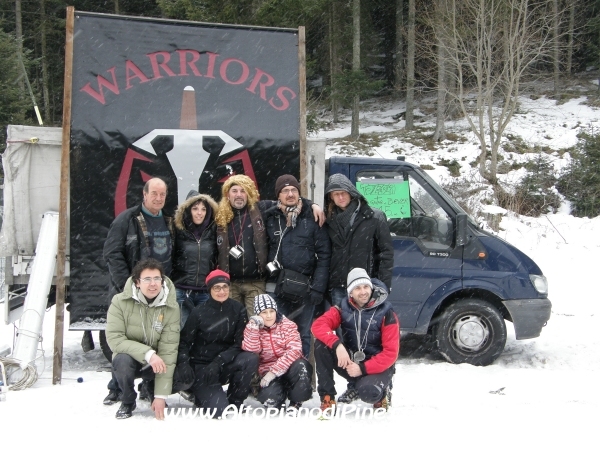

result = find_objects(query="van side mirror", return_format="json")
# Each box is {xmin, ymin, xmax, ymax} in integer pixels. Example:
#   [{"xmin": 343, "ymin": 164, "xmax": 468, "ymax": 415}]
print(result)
[{"xmin": 456, "ymin": 213, "xmax": 468, "ymax": 246}]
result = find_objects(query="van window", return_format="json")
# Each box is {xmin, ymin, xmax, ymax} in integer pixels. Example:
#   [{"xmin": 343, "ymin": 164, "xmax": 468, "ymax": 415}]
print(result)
[{"xmin": 357, "ymin": 170, "xmax": 454, "ymax": 250}]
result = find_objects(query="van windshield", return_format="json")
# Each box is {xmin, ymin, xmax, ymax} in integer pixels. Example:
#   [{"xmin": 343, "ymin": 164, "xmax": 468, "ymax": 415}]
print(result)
[{"xmin": 413, "ymin": 167, "xmax": 476, "ymax": 225}]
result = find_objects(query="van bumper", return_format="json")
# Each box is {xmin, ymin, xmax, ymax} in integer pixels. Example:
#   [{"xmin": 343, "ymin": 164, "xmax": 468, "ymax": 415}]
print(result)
[{"xmin": 502, "ymin": 298, "xmax": 552, "ymax": 339}]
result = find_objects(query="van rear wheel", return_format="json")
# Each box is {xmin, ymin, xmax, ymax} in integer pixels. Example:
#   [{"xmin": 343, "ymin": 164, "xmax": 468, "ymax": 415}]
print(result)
[{"xmin": 435, "ymin": 299, "xmax": 506, "ymax": 366}]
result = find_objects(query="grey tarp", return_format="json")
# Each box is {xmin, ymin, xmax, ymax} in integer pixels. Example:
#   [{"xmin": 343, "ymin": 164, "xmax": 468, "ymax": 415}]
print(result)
[{"xmin": 0, "ymin": 125, "xmax": 67, "ymax": 257}]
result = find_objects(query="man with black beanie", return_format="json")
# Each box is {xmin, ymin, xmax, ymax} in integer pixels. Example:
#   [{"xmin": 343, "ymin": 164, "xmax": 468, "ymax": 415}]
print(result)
[{"xmin": 264, "ymin": 174, "xmax": 331, "ymax": 357}]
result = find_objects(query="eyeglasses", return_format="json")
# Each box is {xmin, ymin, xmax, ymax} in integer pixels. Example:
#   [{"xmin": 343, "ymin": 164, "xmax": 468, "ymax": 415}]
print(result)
[
  {"xmin": 281, "ymin": 188, "xmax": 298, "ymax": 195},
  {"xmin": 211, "ymin": 285, "xmax": 230, "ymax": 292},
  {"xmin": 140, "ymin": 277, "xmax": 163, "ymax": 284}
]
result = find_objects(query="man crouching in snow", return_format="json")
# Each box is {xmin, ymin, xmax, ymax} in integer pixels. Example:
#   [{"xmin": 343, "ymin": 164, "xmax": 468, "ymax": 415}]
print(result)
[
  {"xmin": 312, "ymin": 268, "xmax": 399, "ymax": 411},
  {"xmin": 104, "ymin": 258, "xmax": 180, "ymax": 420}
]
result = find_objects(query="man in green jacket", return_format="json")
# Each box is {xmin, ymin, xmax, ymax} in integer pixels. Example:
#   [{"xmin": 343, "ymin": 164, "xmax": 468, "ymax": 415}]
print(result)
[{"xmin": 105, "ymin": 258, "xmax": 180, "ymax": 420}]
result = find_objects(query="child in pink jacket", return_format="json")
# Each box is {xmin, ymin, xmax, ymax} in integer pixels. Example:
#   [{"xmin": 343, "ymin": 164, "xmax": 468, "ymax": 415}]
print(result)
[{"xmin": 242, "ymin": 294, "xmax": 313, "ymax": 409}]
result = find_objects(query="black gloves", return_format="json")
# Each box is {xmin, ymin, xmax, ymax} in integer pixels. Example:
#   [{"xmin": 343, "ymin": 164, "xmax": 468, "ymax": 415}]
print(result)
[
  {"xmin": 202, "ymin": 358, "xmax": 223, "ymax": 385},
  {"xmin": 310, "ymin": 290, "xmax": 324, "ymax": 305},
  {"xmin": 172, "ymin": 362, "xmax": 194, "ymax": 392}
]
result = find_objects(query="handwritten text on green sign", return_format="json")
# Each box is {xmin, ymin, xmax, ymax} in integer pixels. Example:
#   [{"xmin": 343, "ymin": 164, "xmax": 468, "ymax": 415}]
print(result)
[{"xmin": 356, "ymin": 180, "xmax": 410, "ymax": 219}]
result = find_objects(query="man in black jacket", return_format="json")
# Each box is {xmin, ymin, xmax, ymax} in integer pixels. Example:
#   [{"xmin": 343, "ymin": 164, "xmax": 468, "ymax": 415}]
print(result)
[
  {"xmin": 104, "ymin": 177, "xmax": 175, "ymax": 299},
  {"xmin": 324, "ymin": 173, "xmax": 393, "ymax": 307},
  {"xmin": 264, "ymin": 175, "xmax": 331, "ymax": 357},
  {"xmin": 177, "ymin": 270, "xmax": 258, "ymax": 417}
]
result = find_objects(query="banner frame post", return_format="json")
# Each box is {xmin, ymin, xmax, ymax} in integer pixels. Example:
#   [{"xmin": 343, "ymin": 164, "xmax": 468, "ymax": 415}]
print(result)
[
  {"xmin": 298, "ymin": 26, "xmax": 308, "ymax": 196},
  {"xmin": 53, "ymin": 5, "xmax": 74, "ymax": 385}
]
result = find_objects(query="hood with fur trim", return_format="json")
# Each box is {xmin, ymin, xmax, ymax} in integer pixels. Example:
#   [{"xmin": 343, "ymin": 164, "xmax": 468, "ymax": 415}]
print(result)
[{"xmin": 174, "ymin": 192, "xmax": 219, "ymax": 231}]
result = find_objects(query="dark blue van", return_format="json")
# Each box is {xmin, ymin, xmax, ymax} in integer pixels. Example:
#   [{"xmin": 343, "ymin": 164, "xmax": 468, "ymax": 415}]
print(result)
[{"xmin": 328, "ymin": 156, "xmax": 552, "ymax": 366}]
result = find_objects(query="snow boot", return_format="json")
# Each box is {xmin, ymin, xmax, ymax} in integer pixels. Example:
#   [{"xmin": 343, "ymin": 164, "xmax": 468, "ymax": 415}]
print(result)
[{"xmin": 115, "ymin": 401, "xmax": 136, "ymax": 419}]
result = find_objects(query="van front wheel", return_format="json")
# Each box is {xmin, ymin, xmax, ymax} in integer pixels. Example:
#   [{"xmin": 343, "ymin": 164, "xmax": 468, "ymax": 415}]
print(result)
[{"xmin": 435, "ymin": 299, "xmax": 506, "ymax": 366}]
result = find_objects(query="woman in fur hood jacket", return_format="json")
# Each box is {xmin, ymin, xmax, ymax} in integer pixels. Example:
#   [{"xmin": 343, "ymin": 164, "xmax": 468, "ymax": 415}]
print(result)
[{"xmin": 171, "ymin": 191, "xmax": 219, "ymax": 326}]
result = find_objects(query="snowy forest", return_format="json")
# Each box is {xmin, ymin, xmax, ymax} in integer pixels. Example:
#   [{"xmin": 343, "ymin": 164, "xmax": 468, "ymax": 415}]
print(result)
[
  {"xmin": 2, "ymin": 1, "xmax": 599, "ymax": 129},
  {"xmin": 2, "ymin": 0, "xmax": 600, "ymax": 218}
]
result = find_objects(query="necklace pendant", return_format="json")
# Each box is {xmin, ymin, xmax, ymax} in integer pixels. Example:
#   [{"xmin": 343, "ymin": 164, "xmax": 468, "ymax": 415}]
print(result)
[{"xmin": 353, "ymin": 350, "xmax": 366, "ymax": 362}]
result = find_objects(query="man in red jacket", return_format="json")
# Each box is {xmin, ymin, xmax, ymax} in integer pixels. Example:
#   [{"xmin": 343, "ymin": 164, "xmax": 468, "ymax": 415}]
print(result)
[{"xmin": 311, "ymin": 268, "xmax": 399, "ymax": 411}]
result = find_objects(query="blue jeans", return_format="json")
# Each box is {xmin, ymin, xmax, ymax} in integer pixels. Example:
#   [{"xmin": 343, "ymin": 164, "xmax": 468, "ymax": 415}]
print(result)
[
  {"xmin": 268, "ymin": 291, "xmax": 315, "ymax": 358},
  {"xmin": 176, "ymin": 288, "xmax": 209, "ymax": 328}
]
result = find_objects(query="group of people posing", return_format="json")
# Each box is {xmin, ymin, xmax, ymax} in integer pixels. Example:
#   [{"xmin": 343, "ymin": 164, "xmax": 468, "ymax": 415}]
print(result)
[{"xmin": 102, "ymin": 172, "xmax": 399, "ymax": 420}]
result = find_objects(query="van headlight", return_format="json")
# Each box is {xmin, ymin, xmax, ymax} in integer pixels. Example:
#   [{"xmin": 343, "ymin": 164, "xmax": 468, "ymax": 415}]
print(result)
[{"xmin": 530, "ymin": 274, "xmax": 548, "ymax": 295}]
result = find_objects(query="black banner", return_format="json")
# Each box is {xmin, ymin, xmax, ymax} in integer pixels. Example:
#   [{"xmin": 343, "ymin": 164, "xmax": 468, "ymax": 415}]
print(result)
[{"xmin": 69, "ymin": 12, "xmax": 300, "ymax": 323}]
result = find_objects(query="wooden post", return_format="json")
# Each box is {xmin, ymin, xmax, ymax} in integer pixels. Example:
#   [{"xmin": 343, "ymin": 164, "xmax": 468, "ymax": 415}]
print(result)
[
  {"xmin": 298, "ymin": 26, "xmax": 308, "ymax": 196},
  {"xmin": 53, "ymin": 6, "xmax": 74, "ymax": 385}
]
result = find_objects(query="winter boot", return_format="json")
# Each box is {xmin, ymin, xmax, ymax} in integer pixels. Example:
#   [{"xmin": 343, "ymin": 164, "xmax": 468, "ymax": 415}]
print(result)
[
  {"xmin": 338, "ymin": 386, "xmax": 359, "ymax": 403},
  {"xmin": 264, "ymin": 399, "xmax": 284, "ymax": 410},
  {"xmin": 103, "ymin": 389, "xmax": 122, "ymax": 405},
  {"xmin": 373, "ymin": 388, "xmax": 392, "ymax": 411},
  {"xmin": 138, "ymin": 380, "xmax": 154, "ymax": 403},
  {"xmin": 179, "ymin": 390, "xmax": 195, "ymax": 404},
  {"xmin": 115, "ymin": 401, "xmax": 136, "ymax": 419}
]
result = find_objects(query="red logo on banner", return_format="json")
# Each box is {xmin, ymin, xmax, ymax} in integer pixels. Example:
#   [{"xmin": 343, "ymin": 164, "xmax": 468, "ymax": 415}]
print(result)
[
  {"xmin": 115, "ymin": 148, "xmax": 152, "ymax": 216},
  {"xmin": 219, "ymin": 149, "xmax": 258, "ymax": 189}
]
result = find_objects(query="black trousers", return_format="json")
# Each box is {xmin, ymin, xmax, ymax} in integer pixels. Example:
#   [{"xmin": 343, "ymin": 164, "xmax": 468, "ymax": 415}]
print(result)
[
  {"xmin": 192, "ymin": 352, "xmax": 259, "ymax": 417},
  {"xmin": 314, "ymin": 339, "xmax": 394, "ymax": 403},
  {"xmin": 256, "ymin": 359, "xmax": 313, "ymax": 407},
  {"xmin": 111, "ymin": 353, "xmax": 155, "ymax": 404}
]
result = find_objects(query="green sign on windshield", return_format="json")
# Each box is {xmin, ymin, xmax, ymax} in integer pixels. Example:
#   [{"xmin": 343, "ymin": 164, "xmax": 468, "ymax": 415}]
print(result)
[{"xmin": 356, "ymin": 180, "xmax": 410, "ymax": 219}]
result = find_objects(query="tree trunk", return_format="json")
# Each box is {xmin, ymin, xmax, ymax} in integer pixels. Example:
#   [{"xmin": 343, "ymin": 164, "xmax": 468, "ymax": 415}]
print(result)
[
  {"xmin": 114, "ymin": 0, "xmax": 120, "ymax": 14},
  {"xmin": 566, "ymin": 1, "xmax": 575, "ymax": 76},
  {"xmin": 41, "ymin": 0, "xmax": 51, "ymax": 123},
  {"xmin": 553, "ymin": 0, "xmax": 560, "ymax": 95},
  {"xmin": 15, "ymin": 0, "xmax": 24, "ymax": 92},
  {"xmin": 351, "ymin": 0, "xmax": 360, "ymax": 138},
  {"xmin": 394, "ymin": 0, "xmax": 404, "ymax": 93},
  {"xmin": 433, "ymin": 0, "xmax": 446, "ymax": 142},
  {"xmin": 405, "ymin": 0, "xmax": 415, "ymax": 130},
  {"xmin": 329, "ymin": 0, "xmax": 339, "ymax": 123}
]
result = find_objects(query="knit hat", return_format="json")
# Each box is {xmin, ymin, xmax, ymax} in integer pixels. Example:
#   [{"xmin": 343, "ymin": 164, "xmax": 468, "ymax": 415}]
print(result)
[
  {"xmin": 324, "ymin": 173, "xmax": 359, "ymax": 197},
  {"xmin": 347, "ymin": 268, "xmax": 373, "ymax": 294},
  {"xmin": 206, "ymin": 270, "xmax": 230, "ymax": 289},
  {"xmin": 254, "ymin": 294, "xmax": 278, "ymax": 315},
  {"xmin": 275, "ymin": 174, "xmax": 301, "ymax": 197}
]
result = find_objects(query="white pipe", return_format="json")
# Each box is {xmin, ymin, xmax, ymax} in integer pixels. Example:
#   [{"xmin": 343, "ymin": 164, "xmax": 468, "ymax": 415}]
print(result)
[{"xmin": 9, "ymin": 212, "xmax": 58, "ymax": 380}]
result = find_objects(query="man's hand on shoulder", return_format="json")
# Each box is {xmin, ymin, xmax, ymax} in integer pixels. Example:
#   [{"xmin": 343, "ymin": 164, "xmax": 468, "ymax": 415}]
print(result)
[{"xmin": 311, "ymin": 204, "xmax": 326, "ymax": 227}]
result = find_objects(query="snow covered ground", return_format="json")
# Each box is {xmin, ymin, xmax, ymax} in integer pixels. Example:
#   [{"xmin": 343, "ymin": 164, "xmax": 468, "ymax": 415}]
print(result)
[{"xmin": 1, "ymin": 93, "xmax": 599, "ymax": 448}]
